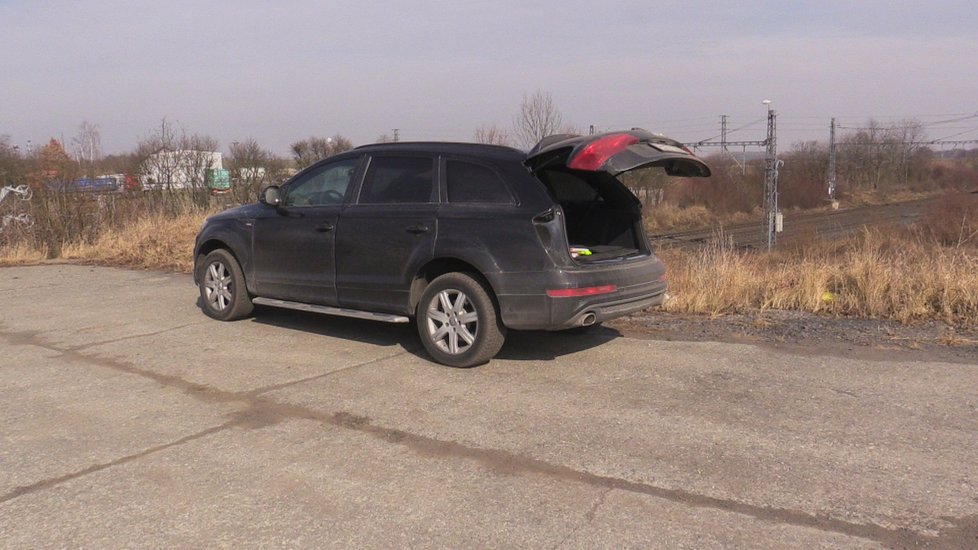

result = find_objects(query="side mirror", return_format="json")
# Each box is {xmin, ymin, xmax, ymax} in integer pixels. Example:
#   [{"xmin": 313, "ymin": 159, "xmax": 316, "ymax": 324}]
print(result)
[{"xmin": 260, "ymin": 186, "xmax": 281, "ymax": 206}]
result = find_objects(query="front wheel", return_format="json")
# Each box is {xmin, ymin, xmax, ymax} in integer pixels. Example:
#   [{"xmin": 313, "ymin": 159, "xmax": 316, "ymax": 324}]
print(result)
[
  {"xmin": 197, "ymin": 249, "xmax": 253, "ymax": 321},
  {"xmin": 416, "ymin": 272, "xmax": 506, "ymax": 368}
]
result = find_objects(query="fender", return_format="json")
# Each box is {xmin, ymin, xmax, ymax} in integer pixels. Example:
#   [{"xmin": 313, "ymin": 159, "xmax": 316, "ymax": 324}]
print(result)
[
  {"xmin": 193, "ymin": 220, "xmax": 255, "ymax": 293},
  {"xmin": 427, "ymin": 236, "xmax": 503, "ymax": 290},
  {"xmin": 431, "ymin": 219, "xmax": 554, "ymax": 289}
]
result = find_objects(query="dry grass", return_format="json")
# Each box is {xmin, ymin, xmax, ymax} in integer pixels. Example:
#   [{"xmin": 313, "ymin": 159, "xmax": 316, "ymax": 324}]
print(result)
[
  {"xmin": 844, "ymin": 187, "xmax": 943, "ymax": 207},
  {"xmin": 661, "ymin": 228, "xmax": 978, "ymax": 327},
  {"xmin": 0, "ymin": 241, "xmax": 49, "ymax": 267},
  {"xmin": 3, "ymin": 194, "xmax": 977, "ymax": 329},
  {"xmin": 645, "ymin": 203, "xmax": 761, "ymax": 232},
  {"xmin": 1, "ymin": 209, "xmax": 208, "ymax": 273},
  {"xmin": 61, "ymin": 212, "xmax": 208, "ymax": 273},
  {"xmin": 58, "ymin": 211, "xmax": 209, "ymax": 273}
]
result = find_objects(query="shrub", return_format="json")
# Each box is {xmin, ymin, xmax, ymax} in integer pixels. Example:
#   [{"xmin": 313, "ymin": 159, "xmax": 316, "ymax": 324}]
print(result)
[
  {"xmin": 914, "ymin": 190, "xmax": 978, "ymax": 247},
  {"xmin": 662, "ymin": 228, "xmax": 978, "ymax": 327}
]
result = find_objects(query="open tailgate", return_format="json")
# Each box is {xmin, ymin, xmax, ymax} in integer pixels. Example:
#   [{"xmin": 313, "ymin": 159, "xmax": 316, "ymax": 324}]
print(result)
[{"xmin": 525, "ymin": 129, "xmax": 711, "ymax": 177}]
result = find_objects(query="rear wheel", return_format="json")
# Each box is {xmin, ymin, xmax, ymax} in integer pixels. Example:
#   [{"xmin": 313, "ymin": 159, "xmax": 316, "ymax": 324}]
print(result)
[
  {"xmin": 197, "ymin": 249, "xmax": 253, "ymax": 321},
  {"xmin": 417, "ymin": 272, "xmax": 505, "ymax": 367}
]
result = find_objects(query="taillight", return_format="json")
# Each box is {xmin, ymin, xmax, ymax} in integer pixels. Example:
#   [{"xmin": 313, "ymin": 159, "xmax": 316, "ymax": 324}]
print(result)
[
  {"xmin": 567, "ymin": 134, "xmax": 639, "ymax": 171},
  {"xmin": 546, "ymin": 285, "xmax": 617, "ymax": 298}
]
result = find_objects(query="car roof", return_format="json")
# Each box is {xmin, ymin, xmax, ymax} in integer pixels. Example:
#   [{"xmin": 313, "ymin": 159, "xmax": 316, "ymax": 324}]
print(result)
[{"xmin": 353, "ymin": 141, "xmax": 525, "ymax": 162}]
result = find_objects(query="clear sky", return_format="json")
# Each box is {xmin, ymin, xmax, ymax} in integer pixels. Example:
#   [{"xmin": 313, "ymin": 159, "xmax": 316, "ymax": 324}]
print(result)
[{"xmin": 2, "ymin": 0, "xmax": 976, "ymax": 155}]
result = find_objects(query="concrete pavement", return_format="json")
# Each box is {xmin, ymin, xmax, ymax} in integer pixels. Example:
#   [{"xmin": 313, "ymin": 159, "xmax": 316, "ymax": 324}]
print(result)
[{"xmin": 0, "ymin": 265, "xmax": 976, "ymax": 548}]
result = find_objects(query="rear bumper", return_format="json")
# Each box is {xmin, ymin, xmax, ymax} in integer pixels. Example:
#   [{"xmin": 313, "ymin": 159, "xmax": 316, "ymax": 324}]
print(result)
[
  {"xmin": 491, "ymin": 255, "xmax": 667, "ymax": 330},
  {"xmin": 551, "ymin": 285, "xmax": 667, "ymax": 329}
]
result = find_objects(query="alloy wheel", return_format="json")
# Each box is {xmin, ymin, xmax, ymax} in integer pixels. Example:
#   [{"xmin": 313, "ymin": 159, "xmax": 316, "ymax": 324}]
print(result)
[
  {"xmin": 203, "ymin": 261, "xmax": 234, "ymax": 312},
  {"xmin": 425, "ymin": 288, "xmax": 479, "ymax": 355}
]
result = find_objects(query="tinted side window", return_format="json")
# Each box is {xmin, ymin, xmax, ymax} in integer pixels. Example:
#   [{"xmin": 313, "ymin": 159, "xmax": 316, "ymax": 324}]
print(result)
[
  {"xmin": 359, "ymin": 156, "xmax": 434, "ymax": 204},
  {"xmin": 284, "ymin": 158, "xmax": 359, "ymax": 207},
  {"xmin": 447, "ymin": 160, "xmax": 514, "ymax": 204}
]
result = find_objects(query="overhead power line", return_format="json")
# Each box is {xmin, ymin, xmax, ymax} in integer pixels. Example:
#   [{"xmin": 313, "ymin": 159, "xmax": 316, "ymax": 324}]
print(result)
[
  {"xmin": 844, "ymin": 139, "xmax": 978, "ymax": 146},
  {"xmin": 920, "ymin": 113, "xmax": 978, "ymax": 127},
  {"xmin": 836, "ymin": 114, "xmax": 978, "ymax": 132},
  {"xmin": 932, "ymin": 127, "xmax": 978, "ymax": 141}
]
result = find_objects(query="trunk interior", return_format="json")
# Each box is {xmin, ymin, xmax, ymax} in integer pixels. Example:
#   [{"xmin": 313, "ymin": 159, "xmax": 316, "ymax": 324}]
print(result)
[{"xmin": 535, "ymin": 168, "xmax": 648, "ymax": 263}]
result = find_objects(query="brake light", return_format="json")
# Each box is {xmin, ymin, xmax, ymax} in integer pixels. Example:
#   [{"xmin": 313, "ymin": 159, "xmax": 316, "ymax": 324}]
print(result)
[
  {"xmin": 567, "ymin": 134, "xmax": 639, "ymax": 171},
  {"xmin": 546, "ymin": 285, "xmax": 617, "ymax": 298}
]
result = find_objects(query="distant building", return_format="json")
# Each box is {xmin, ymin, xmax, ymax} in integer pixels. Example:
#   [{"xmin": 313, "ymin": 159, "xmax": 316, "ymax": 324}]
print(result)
[
  {"xmin": 239, "ymin": 166, "xmax": 266, "ymax": 180},
  {"xmin": 140, "ymin": 150, "xmax": 223, "ymax": 190}
]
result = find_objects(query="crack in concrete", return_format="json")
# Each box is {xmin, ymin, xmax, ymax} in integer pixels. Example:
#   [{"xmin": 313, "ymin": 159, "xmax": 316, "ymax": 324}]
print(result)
[
  {"xmin": 0, "ymin": 422, "xmax": 237, "ymax": 505},
  {"xmin": 65, "ymin": 322, "xmax": 208, "ymax": 352},
  {"xmin": 2, "ymin": 325, "xmax": 976, "ymax": 548},
  {"xmin": 246, "ymin": 347, "xmax": 419, "ymax": 397},
  {"xmin": 552, "ymin": 487, "xmax": 612, "ymax": 550}
]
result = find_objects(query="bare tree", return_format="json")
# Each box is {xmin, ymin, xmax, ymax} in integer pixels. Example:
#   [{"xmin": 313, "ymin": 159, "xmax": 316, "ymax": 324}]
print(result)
[
  {"xmin": 31, "ymin": 139, "xmax": 83, "ymax": 255},
  {"xmin": 560, "ymin": 124, "xmax": 582, "ymax": 136},
  {"xmin": 70, "ymin": 121, "xmax": 102, "ymax": 178},
  {"xmin": 135, "ymin": 119, "xmax": 221, "ymax": 210},
  {"xmin": 227, "ymin": 139, "xmax": 287, "ymax": 203},
  {"xmin": 837, "ymin": 118, "xmax": 928, "ymax": 192},
  {"xmin": 181, "ymin": 134, "xmax": 221, "ymax": 208},
  {"xmin": 0, "ymin": 135, "xmax": 25, "ymax": 187},
  {"xmin": 38, "ymin": 138, "xmax": 78, "ymax": 183},
  {"xmin": 290, "ymin": 135, "xmax": 354, "ymax": 169},
  {"xmin": 619, "ymin": 167, "xmax": 667, "ymax": 205},
  {"xmin": 135, "ymin": 118, "xmax": 180, "ymax": 192},
  {"xmin": 99, "ymin": 152, "xmax": 142, "ymax": 178},
  {"xmin": 474, "ymin": 125, "xmax": 510, "ymax": 146},
  {"xmin": 778, "ymin": 141, "xmax": 829, "ymax": 209},
  {"xmin": 513, "ymin": 91, "xmax": 565, "ymax": 149},
  {"xmin": 895, "ymin": 119, "xmax": 926, "ymax": 184}
]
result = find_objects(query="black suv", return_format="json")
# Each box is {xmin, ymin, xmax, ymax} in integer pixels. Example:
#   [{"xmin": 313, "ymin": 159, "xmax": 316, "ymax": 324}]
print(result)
[{"xmin": 194, "ymin": 130, "xmax": 710, "ymax": 367}]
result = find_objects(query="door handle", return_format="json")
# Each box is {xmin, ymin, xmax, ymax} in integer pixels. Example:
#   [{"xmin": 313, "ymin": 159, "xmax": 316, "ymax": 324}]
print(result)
[
  {"xmin": 405, "ymin": 223, "xmax": 429, "ymax": 234},
  {"xmin": 315, "ymin": 222, "xmax": 335, "ymax": 232}
]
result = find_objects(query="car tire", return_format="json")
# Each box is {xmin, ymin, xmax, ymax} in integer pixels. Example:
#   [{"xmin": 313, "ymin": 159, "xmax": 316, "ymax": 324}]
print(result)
[
  {"xmin": 416, "ymin": 272, "xmax": 506, "ymax": 368},
  {"xmin": 197, "ymin": 249, "xmax": 253, "ymax": 321}
]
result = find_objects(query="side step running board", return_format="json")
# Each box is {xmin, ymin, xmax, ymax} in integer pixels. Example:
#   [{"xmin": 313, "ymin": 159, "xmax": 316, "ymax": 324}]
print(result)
[{"xmin": 252, "ymin": 297, "xmax": 411, "ymax": 323}]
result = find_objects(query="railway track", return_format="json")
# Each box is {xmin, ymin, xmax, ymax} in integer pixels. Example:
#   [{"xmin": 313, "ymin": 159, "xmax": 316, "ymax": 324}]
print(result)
[{"xmin": 649, "ymin": 198, "xmax": 935, "ymax": 250}]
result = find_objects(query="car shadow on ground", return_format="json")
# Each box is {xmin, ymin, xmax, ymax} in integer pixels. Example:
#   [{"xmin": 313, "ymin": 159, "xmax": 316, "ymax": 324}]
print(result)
[
  {"xmin": 244, "ymin": 305, "xmax": 420, "ymax": 350},
  {"xmin": 495, "ymin": 325, "xmax": 623, "ymax": 362},
  {"xmin": 209, "ymin": 300, "xmax": 624, "ymax": 365}
]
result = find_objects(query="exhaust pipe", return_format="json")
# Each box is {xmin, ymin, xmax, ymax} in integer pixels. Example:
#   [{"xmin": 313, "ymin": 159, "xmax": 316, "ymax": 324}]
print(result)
[{"xmin": 581, "ymin": 313, "xmax": 597, "ymax": 326}]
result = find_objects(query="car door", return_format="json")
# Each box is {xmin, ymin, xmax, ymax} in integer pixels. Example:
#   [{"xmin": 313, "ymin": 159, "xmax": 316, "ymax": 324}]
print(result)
[
  {"xmin": 335, "ymin": 154, "xmax": 438, "ymax": 314},
  {"xmin": 252, "ymin": 156, "xmax": 362, "ymax": 305}
]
